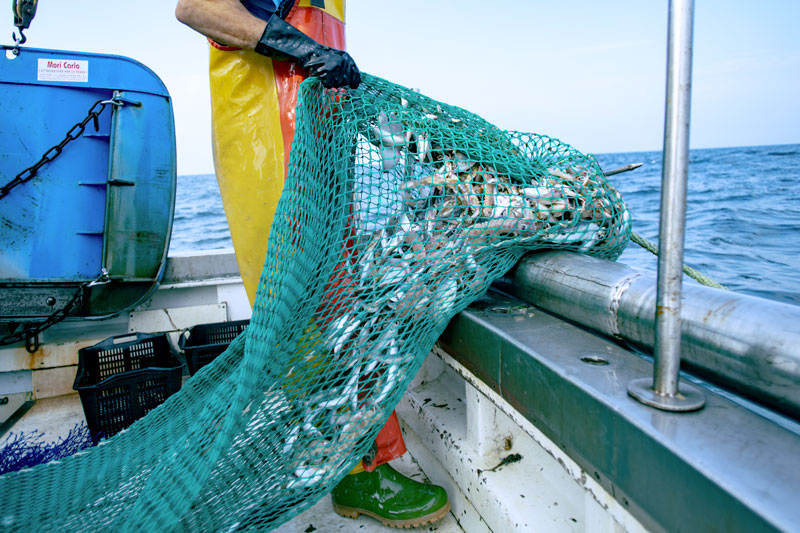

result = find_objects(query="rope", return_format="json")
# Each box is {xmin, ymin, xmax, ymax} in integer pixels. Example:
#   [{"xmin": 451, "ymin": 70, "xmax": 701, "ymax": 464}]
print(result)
[{"xmin": 631, "ymin": 232, "xmax": 727, "ymax": 290}]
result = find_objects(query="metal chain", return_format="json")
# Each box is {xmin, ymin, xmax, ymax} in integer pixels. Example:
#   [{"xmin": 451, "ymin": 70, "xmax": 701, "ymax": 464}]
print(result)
[
  {"xmin": 0, "ymin": 96, "xmax": 123, "ymax": 200},
  {"xmin": 0, "ymin": 269, "xmax": 109, "ymax": 351},
  {"xmin": 1, "ymin": 94, "xmax": 126, "ymax": 350}
]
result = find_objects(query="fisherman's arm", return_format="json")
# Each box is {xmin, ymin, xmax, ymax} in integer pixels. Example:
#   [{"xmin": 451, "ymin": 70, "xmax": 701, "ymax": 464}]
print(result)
[
  {"xmin": 175, "ymin": 0, "xmax": 360, "ymax": 88},
  {"xmin": 175, "ymin": 0, "xmax": 265, "ymax": 50}
]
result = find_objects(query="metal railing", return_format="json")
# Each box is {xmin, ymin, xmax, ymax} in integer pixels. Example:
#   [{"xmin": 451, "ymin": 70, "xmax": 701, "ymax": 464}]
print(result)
[{"xmin": 504, "ymin": 251, "xmax": 800, "ymax": 419}]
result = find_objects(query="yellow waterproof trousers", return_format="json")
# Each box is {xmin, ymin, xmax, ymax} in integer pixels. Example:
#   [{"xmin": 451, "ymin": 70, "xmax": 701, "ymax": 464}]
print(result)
[{"xmin": 207, "ymin": 0, "xmax": 406, "ymax": 473}]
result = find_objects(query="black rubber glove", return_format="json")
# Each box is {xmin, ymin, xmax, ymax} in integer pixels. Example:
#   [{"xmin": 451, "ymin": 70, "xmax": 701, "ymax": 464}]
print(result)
[{"xmin": 255, "ymin": 15, "xmax": 361, "ymax": 89}]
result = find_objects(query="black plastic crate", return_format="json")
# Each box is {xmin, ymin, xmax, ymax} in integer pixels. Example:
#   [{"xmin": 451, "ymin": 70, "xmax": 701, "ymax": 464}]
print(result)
[
  {"xmin": 178, "ymin": 319, "xmax": 249, "ymax": 375},
  {"xmin": 73, "ymin": 333, "xmax": 182, "ymax": 438}
]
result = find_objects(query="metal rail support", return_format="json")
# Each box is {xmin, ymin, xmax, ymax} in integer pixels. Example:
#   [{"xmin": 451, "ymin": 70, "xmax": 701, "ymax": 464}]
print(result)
[{"xmin": 628, "ymin": 0, "xmax": 705, "ymax": 411}]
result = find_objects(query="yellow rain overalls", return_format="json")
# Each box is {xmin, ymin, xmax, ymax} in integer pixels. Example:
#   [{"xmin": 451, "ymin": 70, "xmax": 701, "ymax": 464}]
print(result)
[{"xmin": 208, "ymin": 0, "xmax": 406, "ymax": 472}]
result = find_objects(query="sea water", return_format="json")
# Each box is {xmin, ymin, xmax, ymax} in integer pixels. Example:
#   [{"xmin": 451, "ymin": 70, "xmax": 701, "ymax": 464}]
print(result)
[
  {"xmin": 170, "ymin": 143, "xmax": 800, "ymax": 306},
  {"xmin": 596, "ymin": 144, "xmax": 800, "ymax": 306}
]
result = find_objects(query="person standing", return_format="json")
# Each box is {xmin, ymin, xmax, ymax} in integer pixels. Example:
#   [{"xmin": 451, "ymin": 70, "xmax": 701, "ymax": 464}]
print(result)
[{"xmin": 175, "ymin": 0, "xmax": 450, "ymax": 527}]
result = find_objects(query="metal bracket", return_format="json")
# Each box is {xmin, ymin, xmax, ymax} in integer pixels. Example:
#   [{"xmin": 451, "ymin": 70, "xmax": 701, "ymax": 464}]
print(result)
[{"xmin": 24, "ymin": 327, "xmax": 39, "ymax": 353}]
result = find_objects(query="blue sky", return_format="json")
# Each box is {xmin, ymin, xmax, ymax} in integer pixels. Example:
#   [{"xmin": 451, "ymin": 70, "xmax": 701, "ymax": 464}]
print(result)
[{"xmin": 9, "ymin": 0, "xmax": 800, "ymax": 175}]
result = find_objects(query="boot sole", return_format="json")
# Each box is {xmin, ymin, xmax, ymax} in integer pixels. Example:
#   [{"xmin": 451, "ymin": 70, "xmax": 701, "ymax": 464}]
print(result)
[{"xmin": 332, "ymin": 500, "xmax": 451, "ymax": 529}]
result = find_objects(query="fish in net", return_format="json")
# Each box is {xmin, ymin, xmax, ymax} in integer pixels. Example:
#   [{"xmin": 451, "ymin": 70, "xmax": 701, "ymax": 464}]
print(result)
[{"xmin": 0, "ymin": 74, "xmax": 630, "ymax": 531}]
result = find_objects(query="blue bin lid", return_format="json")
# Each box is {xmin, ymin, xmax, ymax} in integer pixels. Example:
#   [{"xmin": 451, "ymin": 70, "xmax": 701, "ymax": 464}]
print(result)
[{"xmin": 0, "ymin": 46, "xmax": 176, "ymax": 318}]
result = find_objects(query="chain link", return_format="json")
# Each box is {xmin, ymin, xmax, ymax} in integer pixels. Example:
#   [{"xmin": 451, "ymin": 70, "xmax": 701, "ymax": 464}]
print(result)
[
  {"xmin": 1, "ymin": 95, "xmax": 125, "ymax": 349},
  {"xmin": 0, "ymin": 269, "xmax": 110, "ymax": 351},
  {"xmin": 0, "ymin": 97, "xmax": 122, "ymax": 200}
]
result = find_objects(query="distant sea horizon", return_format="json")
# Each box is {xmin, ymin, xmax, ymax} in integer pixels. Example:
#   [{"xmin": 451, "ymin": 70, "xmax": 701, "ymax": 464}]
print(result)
[
  {"xmin": 177, "ymin": 142, "xmax": 800, "ymax": 179},
  {"xmin": 170, "ymin": 142, "xmax": 800, "ymax": 306}
]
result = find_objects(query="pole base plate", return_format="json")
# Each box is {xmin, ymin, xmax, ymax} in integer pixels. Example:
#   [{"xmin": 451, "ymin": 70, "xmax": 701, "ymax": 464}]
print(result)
[{"xmin": 628, "ymin": 378, "xmax": 706, "ymax": 412}]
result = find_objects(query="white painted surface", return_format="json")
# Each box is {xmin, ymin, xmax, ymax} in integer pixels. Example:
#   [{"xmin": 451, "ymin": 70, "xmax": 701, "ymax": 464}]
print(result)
[
  {"xmin": 128, "ymin": 302, "xmax": 230, "ymax": 350},
  {"xmin": 128, "ymin": 303, "xmax": 228, "ymax": 334},
  {"xmin": 217, "ymin": 283, "xmax": 252, "ymax": 321},
  {"xmin": 33, "ymin": 366, "xmax": 78, "ymax": 399},
  {"xmin": 395, "ymin": 348, "xmax": 650, "ymax": 533}
]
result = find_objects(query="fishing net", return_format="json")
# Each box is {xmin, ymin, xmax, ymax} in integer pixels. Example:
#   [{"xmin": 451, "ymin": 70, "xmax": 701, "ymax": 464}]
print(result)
[{"xmin": 0, "ymin": 74, "xmax": 630, "ymax": 531}]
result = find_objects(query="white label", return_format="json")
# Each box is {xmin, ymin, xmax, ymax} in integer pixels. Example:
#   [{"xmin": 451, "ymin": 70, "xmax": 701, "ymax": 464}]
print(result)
[{"xmin": 37, "ymin": 58, "xmax": 89, "ymax": 83}]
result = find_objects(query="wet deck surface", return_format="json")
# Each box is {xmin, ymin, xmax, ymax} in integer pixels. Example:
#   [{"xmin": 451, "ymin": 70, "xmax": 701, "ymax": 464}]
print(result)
[{"xmin": 1, "ymin": 394, "xmax": 463, "ymax": 532}]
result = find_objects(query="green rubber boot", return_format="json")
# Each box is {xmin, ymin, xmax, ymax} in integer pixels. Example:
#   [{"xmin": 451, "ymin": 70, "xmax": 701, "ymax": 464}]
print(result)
[{"xmin": 331, "ymin": 463, "xmax": 450, "ymax": 528}]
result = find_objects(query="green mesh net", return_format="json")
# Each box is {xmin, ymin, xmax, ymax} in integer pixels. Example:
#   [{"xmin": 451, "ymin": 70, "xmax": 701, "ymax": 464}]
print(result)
[{"xmin": 0, "ymin": 73, "xmax": 630, "ymax": 531}]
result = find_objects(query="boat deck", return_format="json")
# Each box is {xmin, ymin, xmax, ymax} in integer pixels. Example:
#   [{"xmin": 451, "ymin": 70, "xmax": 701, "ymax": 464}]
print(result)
[{"xmin": 3, "ymin": 251, "xmax": 799, "ymax": 532}]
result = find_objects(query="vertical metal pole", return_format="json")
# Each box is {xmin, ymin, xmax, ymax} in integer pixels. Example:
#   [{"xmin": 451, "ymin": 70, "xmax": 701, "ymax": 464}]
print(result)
[
  {"xmin": 655, "ymin": 0, "xmax": 694, "ymax": 396},
  {"xmin": 628, "ymin": 0, "xmax": 705, "ymax": 411}
]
